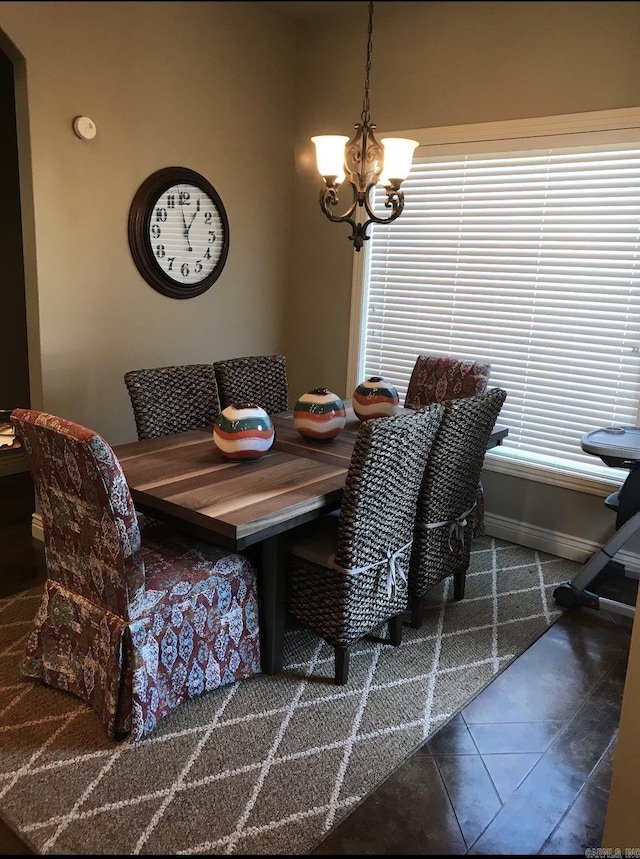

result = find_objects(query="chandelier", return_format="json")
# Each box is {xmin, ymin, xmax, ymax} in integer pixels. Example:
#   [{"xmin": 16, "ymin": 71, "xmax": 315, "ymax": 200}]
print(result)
[{"xmin": 311, "ymin": 1, "xmax": 418, "ymax": 252}]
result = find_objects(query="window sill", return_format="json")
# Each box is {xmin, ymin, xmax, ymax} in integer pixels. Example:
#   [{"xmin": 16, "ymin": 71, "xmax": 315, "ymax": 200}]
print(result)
[{"xmin": 484, "ymin": 447, "xmax": 624, "ymax": 497}]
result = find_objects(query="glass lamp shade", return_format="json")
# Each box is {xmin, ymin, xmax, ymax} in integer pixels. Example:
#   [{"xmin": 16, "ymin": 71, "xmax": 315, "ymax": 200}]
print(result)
[
  {"xmin": 379, "ymin": 137, "xmax": 419, "ymax": 185},
  {"xmin": 312, "ymin": 135, "xmax": 349, "ymax": 181},
  {"xmin": 213, "ymin": 402, "xmax": 274, "ymax": 460}
]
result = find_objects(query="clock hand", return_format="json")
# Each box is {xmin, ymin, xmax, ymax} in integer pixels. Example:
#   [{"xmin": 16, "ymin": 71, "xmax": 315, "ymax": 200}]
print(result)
[
  {"xmin": 185, "ymin": 197, "xmax": 200, "ymax": 239},
  {"xmin": 179, "ymin": 203, "xmax": 193, "ymax": 252}
]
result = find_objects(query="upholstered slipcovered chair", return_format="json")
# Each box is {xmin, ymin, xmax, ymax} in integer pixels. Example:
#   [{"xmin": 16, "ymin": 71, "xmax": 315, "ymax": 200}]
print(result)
[
  {"xmin": 286, "ymin": 404, "xmax": 445, "ymax": 685},
  {"xmin": 213, "ymin": 354, "xmax": 289, "ymax": 415},
  {"xmin": 124, "ymin": 363, "xmax": 221, "ymax": 440},
  {"xmin": 408, "ymin": 388, "xmax": 507, "ymax": 628},
  {"xmin": 405, "ymin": 354, "xmax": 492, "ymax": 537},
  {"xmin": 11, "ymin": 409, "xmax": 261, "ymax": 742},
  {"xmin": 404, "ymin": 354, "xmax": 492, "ymax": 410}
]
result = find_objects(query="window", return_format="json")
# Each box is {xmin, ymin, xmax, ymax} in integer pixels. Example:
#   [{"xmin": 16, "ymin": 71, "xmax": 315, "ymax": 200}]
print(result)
[{"xmin": 351, "ymin": 109, "xmax": 640, "ymax": 487}]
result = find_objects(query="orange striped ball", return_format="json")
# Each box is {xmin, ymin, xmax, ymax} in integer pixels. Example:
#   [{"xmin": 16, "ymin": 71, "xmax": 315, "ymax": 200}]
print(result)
[
  {"xmin": 352, "ymin": 376, "xmax": 400, "ymax": 421},
  {"xmin": 213, "ymin": 402, "xmax": 274, "ymax": 460},
  {"xmin": 293, "ymin": 388, "xmax": 346, "ymax": 441}
]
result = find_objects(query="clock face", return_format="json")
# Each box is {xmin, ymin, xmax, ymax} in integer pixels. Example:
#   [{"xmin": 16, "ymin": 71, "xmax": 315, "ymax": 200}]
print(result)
[
  {"xmin": 149, "ymin": 182, "xmax": 225, "ymax": 286},
  {"xmin": 128, "ymin": 167, "xmax": 230, "ymax": 299}
]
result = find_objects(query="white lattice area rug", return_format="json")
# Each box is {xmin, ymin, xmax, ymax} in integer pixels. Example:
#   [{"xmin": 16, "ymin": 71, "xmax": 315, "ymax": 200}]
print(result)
[{"xmin": 0, "ymin": 535, "xmax": 580, "ymax": 855}]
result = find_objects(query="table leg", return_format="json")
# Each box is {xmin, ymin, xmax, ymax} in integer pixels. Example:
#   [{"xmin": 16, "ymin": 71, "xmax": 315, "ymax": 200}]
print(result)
[{"xmin": 257, "ymin": 534, "xmax": 286, "ymax": 675}]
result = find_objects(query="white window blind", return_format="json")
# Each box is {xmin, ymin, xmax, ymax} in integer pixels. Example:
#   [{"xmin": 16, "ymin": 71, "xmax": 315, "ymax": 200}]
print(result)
[{"xmin": 362, "ymin": 144, "xmax": 640, "ymax": 478}]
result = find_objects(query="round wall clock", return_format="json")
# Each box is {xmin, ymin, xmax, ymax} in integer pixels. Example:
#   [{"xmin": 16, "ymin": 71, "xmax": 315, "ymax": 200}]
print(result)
[{"xmin": 128, "ymin": 166, "xmax": 230, "ymax": 299}]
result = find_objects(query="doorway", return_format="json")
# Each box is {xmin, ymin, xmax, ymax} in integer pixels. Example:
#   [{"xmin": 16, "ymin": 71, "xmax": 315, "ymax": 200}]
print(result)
[
  {"xmin": 0, "ymin": 46, "xmax": 29, "ymax": 413},
  {"xmin": 0, "ymin": 43, "xmax": 31, "ymax": 482}
]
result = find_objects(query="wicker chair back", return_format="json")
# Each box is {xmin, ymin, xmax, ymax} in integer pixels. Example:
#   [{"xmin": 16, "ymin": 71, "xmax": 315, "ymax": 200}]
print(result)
[
  {"xmin": 214, "ymin": 354, "xmax": 289, "ymax": 414},
  {"xmin": 404, "ymin": 354, "xmax": 493, "ymax": 537},
  {"xmin": 408, "ymin": 387, "xmax": 507, "ymax": 628},
  {"xmin": 124, "ymin": 363, "xmax": 220, "ymax": 440},
  {"xmin": 286, "ymin": 404, "xmax": 444, "ymax": 683}
]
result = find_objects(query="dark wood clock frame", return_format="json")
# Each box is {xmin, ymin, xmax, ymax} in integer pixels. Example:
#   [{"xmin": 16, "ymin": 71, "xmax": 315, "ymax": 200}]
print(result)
[{"xmin": 127, "ymin": 166, "xmax": 230, "ymax": 299}]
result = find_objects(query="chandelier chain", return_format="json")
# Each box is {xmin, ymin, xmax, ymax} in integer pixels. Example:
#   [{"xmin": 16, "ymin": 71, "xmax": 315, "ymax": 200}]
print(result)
[
  {"xmin": 361, "ymin": 1, "xmax": 374, "ymax": 126},
  {"xmin": 312, "ymin": 0, "xmax": 416, "ymax": 250}
]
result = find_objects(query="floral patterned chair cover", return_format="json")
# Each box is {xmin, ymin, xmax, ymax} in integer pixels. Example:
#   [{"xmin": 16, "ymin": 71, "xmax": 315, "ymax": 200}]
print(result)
[
  {"xmin": 11, "ymin": 409, "xmax": 261, "ymax": 742},
  {"xmin": 404, "ymin": 354, "xmax": 492, "ymax": 537}
]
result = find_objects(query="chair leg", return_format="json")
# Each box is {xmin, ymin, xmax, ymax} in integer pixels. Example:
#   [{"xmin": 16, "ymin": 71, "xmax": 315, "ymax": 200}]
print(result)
[
  {"xmin": 335, "ymin": 645, "xmax": 350, "ymax": 685},
  {"xmin": 453, "ymin": 569, "xmax": 466, "ymax": 600},
  {"xmin": 473, "ymin": 482, "xmax": 485, "ymax": 538},
  {"xmin": 411, "ymin": 596, "xmax": 426, "ymax": 629},
  {"xmin": 389, "ymin": 613, "xmax": 403, "ymax": 646}
]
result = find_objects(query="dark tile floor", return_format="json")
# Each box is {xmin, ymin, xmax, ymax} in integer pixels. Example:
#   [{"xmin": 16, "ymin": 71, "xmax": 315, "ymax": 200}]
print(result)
[
  {"xmin": 313, "ymin": 606, "xmax": 630, "ymax": 855},
  {"xmin": 0, "ymin": 471, "xmax": 633, "ymax": 855}
]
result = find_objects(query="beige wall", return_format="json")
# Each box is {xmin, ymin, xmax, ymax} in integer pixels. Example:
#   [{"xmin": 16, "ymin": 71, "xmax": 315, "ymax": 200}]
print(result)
[{"xmin": 0, "ymin": 0, "xmax": 295, "ymax": 444}]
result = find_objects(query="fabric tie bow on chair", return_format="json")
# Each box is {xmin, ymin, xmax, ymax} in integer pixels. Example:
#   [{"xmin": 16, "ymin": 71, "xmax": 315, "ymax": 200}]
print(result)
[
  {"xmin": 418, "ymin": 503, "xmax": 477, "ymax": 552},
  {"xmin": 333, "ymin": 540, "xmax": 412, "ymax": 600}
]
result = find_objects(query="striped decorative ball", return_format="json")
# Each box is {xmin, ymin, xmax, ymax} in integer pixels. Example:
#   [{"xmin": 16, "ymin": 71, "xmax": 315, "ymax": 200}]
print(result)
[
  {"xmin": 352, "ymin": 376, "xmax": 400, "ymax": 421},
  {"xmin": 293, "ymin": 388, "xmax": 346, "ymax": 441},
  {"xmin": 213, "ymin": 402, "xmax": 274, "ymax": 460}
]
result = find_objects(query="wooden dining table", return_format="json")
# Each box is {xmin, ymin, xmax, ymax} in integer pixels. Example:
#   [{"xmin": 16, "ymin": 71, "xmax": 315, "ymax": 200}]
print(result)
[{"xmin": 114, "ymin": 403, "xmax": 508, "ymax": 675}]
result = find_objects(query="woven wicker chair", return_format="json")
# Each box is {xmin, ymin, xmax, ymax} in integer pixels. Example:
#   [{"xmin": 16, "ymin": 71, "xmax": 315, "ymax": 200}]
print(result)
[
  {"xmin": 405, "ymin": 354, "xmax": 492, "ymax": 537},
  {"xmin": 286, "ymin": 404, "xmax": 445, "ymax": 685},
  {"xmin": 124, "ymin": 364, "xmax": 221, "ymax": 440},
  {"xmin": 11, "ymin": 408, "xmax": 261, "ymax": 742},
  {"xmin": 213, "ymin": 354, "xmax": 289, "ymax": 414},
  {"xmin": 408, "ymin": 387, "xmax": 507, "ymax": 629}
]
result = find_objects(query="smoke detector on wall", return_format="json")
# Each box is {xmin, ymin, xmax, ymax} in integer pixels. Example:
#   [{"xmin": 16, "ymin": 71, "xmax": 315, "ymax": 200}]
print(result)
[{"xmin": 72, "ymin": 116, "xmax": 97, "ymax": 140}]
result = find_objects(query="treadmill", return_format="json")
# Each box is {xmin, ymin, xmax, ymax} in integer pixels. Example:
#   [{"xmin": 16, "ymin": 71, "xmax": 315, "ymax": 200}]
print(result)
[{"xmin": 553, "ymin": 425, "xmax": 640, "ymax": 620}]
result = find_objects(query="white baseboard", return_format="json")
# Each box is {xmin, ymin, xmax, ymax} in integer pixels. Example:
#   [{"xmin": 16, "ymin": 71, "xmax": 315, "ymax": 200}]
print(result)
[{"xmin": 484, "ymin": 511, "xmax": 640, "ymax": 572}]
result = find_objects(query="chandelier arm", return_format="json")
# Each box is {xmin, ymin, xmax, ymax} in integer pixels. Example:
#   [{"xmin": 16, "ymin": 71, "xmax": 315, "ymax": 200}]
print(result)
[
  {"xmin": 318, "ymin": 186, "xmax": 359, "ymax": 228},
  {"xmin": 317, "ymin": 183, "xmax": 407, "ymax": 252},
  {"xmin": 351, "ymin": 189, "xmax": 405, "ymax": 251},
  {"xmin": 361, "ymin": 187, "xmax": 405, "ymax": 226},
  {"xmin": 318, "ymin": 186, "xmax": 368, "ymax": 251}
]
